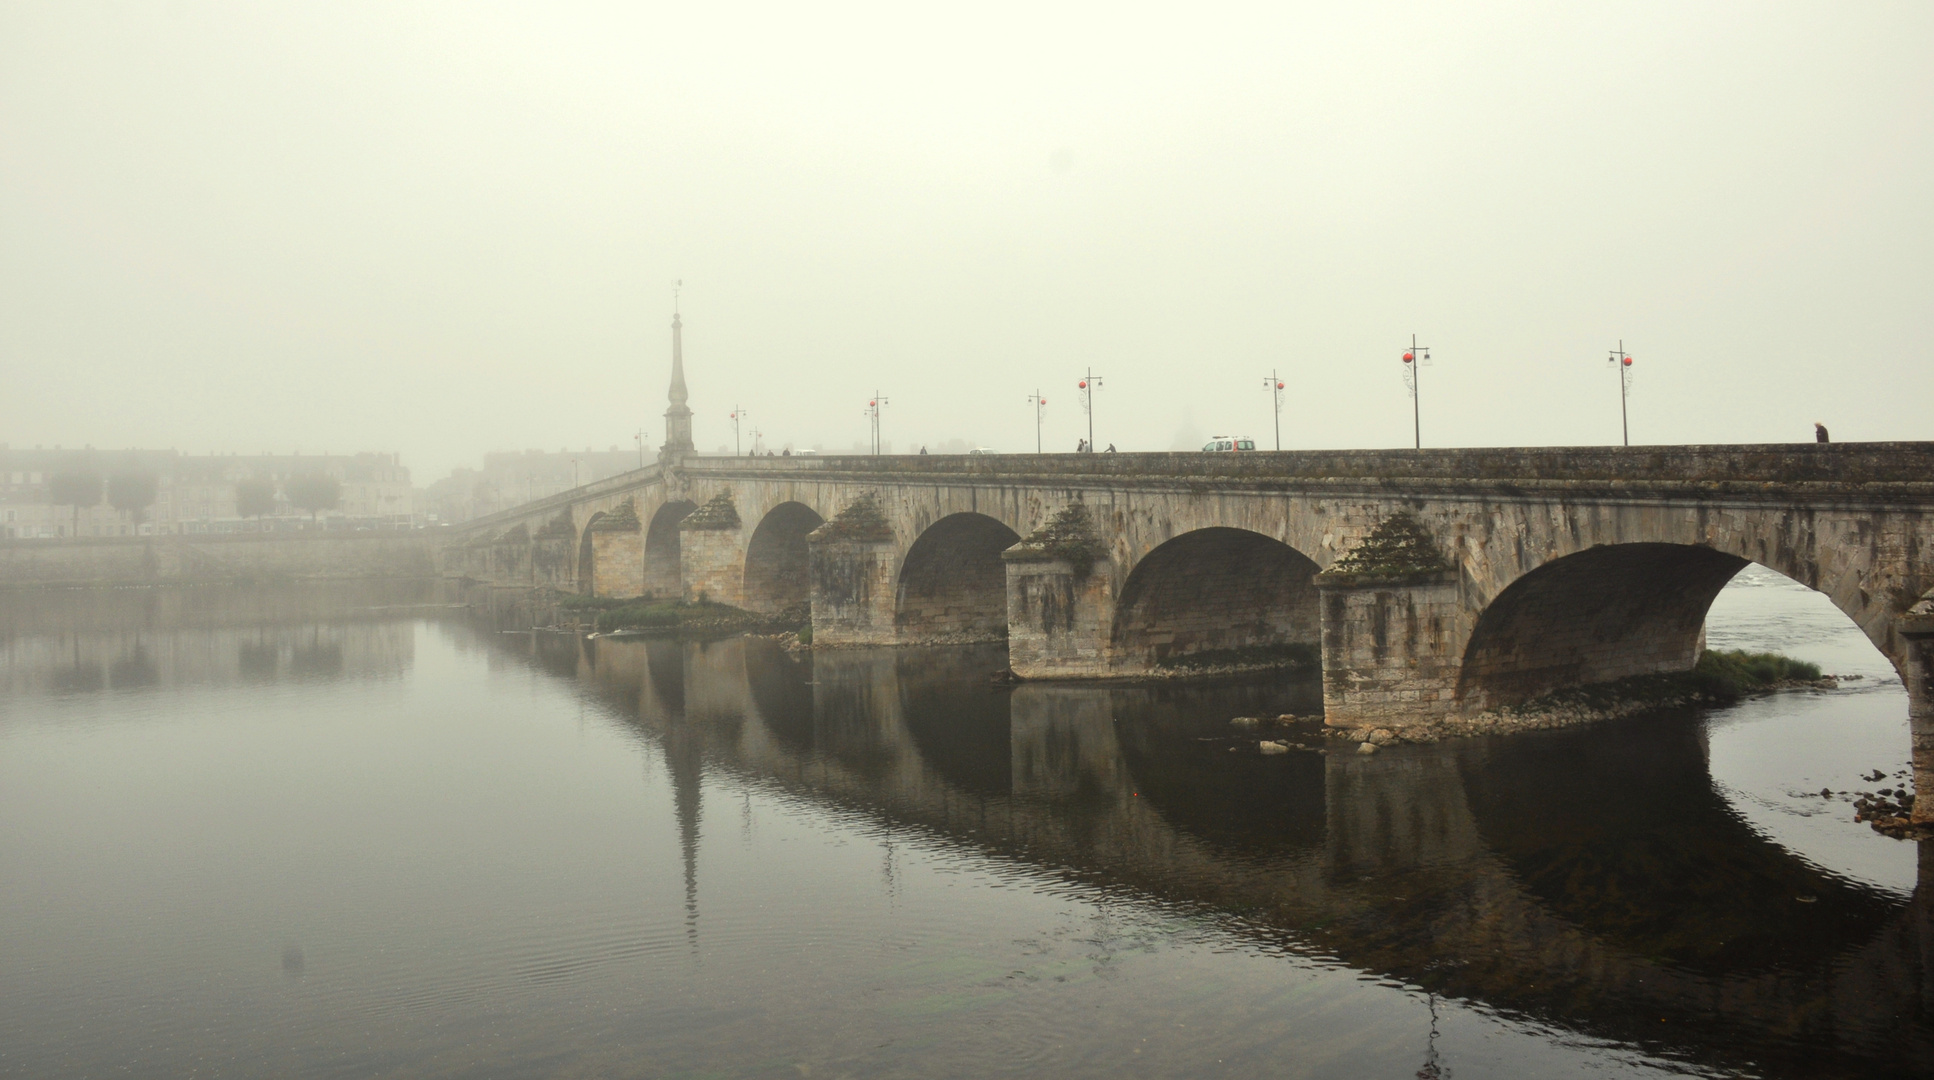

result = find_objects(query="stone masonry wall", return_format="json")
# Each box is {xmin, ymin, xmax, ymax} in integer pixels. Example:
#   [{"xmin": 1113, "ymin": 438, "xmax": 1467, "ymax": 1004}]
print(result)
[
  {"xmin": 644, "ymin": 501, "xmax": 696, "ymax": 600},
  {"xmin": 681, "ymin": 528, "xmax": 745, "ymax": 606},
  {"xmin": 1109, "ymin": 527, "xmax": 1321, "ymax": 667},
  {"xmin": 742, "ymin": 503, "xmax": 822, "ymax": 614},
  {"xmin": 591, "ymin": 531, "xmax": 644, "ymax": 599},
  {"xmin": 895, "ymin": 513, "xmax": 1019, "ymax": 642},
  {"xmin": 810, "ymin": 538, "xmax": 899, "ymax": 645},
  {"xmin": 1318, "ymin": 577, "xmax": 1468, "ymax": 726},
  {"xmin": 1004, "ymin": 558, "xmax": 1112, "ymax": 676},
  {"xmin": 531, "ymin": 537, "xmax": 575, "ymax": 587}
]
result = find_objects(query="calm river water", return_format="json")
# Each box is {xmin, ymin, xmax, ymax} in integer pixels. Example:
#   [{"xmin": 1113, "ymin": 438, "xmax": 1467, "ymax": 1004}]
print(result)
[{"xmin": 1, "ymin": 568, "xmax": 1927, "ymax": 1079}]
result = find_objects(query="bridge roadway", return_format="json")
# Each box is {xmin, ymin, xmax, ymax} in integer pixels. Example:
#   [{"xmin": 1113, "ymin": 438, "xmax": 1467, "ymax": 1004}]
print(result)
[{"xmin": 442, "ymin": 443, "xmax": 1934, "ymax": 818}]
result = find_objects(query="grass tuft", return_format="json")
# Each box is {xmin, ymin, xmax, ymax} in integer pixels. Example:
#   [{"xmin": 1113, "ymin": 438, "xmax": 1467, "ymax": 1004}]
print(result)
[{"xmin": 1691, "ymin": 648, "xmax": 1823, "ymax": 697}]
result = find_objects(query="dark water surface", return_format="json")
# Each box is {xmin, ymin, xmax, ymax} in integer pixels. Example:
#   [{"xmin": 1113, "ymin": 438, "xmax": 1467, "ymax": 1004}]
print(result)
[{"xmin": 1, "ymin": 571, "xmax": 1927, "ymax": 1078}]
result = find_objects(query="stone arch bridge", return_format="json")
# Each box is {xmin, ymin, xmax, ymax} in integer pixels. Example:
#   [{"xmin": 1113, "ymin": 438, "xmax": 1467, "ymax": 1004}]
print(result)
[{"xmin": 442, "ymin": 444, "xmax": 1934, "ymax": 811}]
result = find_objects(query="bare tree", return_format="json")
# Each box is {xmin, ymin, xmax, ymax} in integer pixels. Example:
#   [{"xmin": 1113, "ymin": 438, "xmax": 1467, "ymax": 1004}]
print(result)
[
  {"xmin": 48, "ymin": 469, "xmax": 103, "ymax": 536},
  {"xmin": 107, "ymin": 471, "xmax": 160, "ymax": 528},
  {"xmin": 235, "ymin": 476, "xmax": 277, "ymax": 520},
  {"xmin": 286, "ymin": 473, "xmax": 341, "ymax": 523}
]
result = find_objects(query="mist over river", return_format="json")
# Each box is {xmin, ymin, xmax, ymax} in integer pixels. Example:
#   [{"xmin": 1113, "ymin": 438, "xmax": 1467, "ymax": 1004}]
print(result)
[{"xmin": 0, "ymin": 568, "xmax": 1925, "ymax": 1079}]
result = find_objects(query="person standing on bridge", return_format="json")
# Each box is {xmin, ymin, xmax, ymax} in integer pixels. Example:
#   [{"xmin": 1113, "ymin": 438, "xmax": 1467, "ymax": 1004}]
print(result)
[{"xmin": 1815, "ymin": 422, "xmax": 1830, "ymax": 443}]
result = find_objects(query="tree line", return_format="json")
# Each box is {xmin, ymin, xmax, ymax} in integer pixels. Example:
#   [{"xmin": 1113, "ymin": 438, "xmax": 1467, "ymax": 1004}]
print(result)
[{"xmin": 42, "ymin": 468, "xmax": 342, "ymax": 532}]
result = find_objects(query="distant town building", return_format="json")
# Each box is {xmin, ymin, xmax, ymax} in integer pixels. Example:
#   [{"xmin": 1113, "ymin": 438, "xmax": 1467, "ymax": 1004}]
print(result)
[{"xmin": 0, "ymin": 447, "xmax": 414, "ymax": 539}]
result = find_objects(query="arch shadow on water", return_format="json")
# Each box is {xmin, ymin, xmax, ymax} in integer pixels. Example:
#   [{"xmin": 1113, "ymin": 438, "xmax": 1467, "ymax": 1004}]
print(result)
[{"xmin": 1459, "ymin": 712, "xmax": 1903, "ymax": 975}]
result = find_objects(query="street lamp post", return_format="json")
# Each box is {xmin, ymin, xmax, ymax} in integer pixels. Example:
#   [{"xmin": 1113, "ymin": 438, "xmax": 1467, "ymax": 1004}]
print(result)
[
  {"xmin": 1608, "ymin": 341, "xmax": 1635, "ymax": 446},
  {"xmin": 1400, "ymin": 335, "xmax": 1431, "ymax": 449},
  {"xmin": 866, "ymin": 393, "xmax": 890, "ymax": 455},
  {"xmin": 1077, "ymin": 369, "xmax": 1102, "ymax": 452},
  {"xmin": 729, "ymin": 407, "xmax": 746, "ymax": 456},
  {"xmin": 633, "ymin": 428, "xmax": 647, "ymax": 469},
  {"xmin": 1263, "ymin": 370, "xmax": 1285, "ymax": 450},
  {"xmin": 1028, "ymin": 390, "xmax": 1048, "ymax": 453}
]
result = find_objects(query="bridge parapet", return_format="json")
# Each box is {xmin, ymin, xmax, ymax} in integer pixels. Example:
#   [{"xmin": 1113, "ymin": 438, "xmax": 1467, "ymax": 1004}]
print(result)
[{"xmin": 670, "ymin": 442, "xmax": 1934, "ymax": 491}]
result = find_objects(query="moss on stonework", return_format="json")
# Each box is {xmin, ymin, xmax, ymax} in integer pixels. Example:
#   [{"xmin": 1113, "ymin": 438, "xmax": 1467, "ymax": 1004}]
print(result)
[
  {"xmin": 809, "ymin": 493, "xmax": 893, "ymax": 542},
  {"xmin": 535, "ymin": 512, "xmax": 575, "ymax": 539},
  {"xmin": 677, "ymin": 492, "xmax": 740, "ymax": 531},
  {"xmin": 1005, "ymin": 502, "xmax": 1106, "ymax": 578},
  {"xmin": 1327, "ymin": 511, "xmax": 1450, "ymax": 577},
  {"xmin": 589, "ymin": 499, "xmax": 642, "ymax": 532},
  {"xmin": 496, "ymin": 523, "xmax": 530, "ymax": 544}
]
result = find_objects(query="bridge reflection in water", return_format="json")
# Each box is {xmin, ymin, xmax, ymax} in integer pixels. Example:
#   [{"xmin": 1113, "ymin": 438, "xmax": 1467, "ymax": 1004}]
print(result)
[{"xmin": 491, "ymin": 630, "xmax": 1934, "ymax": 1077}]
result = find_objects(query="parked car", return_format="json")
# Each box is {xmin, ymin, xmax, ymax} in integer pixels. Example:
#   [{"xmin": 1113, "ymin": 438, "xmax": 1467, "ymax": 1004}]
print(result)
[{"xmin": 1202, "ymin": 435, "xmax": 1258, "ymax": 452}]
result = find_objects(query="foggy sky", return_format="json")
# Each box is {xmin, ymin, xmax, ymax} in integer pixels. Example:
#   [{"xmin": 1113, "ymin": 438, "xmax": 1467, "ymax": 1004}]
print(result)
[{"xmin": 3, "ymin": 1, "xmax": 1929, "ymax": 478}]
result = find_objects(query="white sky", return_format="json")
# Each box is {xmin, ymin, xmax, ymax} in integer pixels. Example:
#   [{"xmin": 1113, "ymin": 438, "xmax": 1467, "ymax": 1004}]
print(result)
[{"xmin": 3, "ymin": 1, "xmax": 1929, "ymax": 477}]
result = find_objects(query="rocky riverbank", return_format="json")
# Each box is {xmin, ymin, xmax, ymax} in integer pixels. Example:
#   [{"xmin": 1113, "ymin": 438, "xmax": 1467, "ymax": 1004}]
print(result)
[{"xmin": 1321, "ymin": 649, "xmax": 1840, "ymax": 747}]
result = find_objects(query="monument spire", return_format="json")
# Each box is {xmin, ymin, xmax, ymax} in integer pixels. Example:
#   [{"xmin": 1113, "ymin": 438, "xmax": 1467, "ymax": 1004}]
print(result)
[{"xmin": 660, "ymin": 280, "xmax": 694, "ymax": 458}]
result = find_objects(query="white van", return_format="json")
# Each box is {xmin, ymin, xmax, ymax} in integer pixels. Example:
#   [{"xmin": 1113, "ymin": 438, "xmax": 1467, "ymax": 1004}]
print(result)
[{"xmin": 1202, "ymin": 435, "xmax": 1257, "ymax": 452}]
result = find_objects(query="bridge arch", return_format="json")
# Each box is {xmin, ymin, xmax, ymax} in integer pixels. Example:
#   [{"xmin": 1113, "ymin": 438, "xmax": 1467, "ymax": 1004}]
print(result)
[
  {"xmin": 644, "ymin": 500, "xmax": 698, "ymax": 600},
  {"xmin": 1453, "ymin": 541, "xmax": 1892, "ymax": 711},
  {"xmin": 896, "ymin": 512, "xmax": 1023, "ymax": 641},
  {"xmin": 576, "ymin": 511, "xmax": 607, "ymax": 594},
  {"xmin": 742, "ymin": 501, "xmax": 825, "ymax": 614},
  {"xmin": 1111, "ymin": 527, "xmax": 1322, "ymax": 670}
]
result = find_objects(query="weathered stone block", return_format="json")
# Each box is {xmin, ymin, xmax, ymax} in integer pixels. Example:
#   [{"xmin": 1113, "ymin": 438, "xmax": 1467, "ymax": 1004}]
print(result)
[
  {"xmin": 810, "ymin": 537, "xmax": 898, "ymax": 645},
  {"xmin": 677, "ymin": 492, "xmax": 745, "ymax": 605},
  {"xmin": 681, "ymin": 528, "xmax": 744, "ymax": 606},
  {"xmin": 1004, "ymin": 556, "xmax": 1112, "ymax": 677},
  {"xmin": 591, "ymin": 531, "xmax": 643, "ymax": 598},
  {"xmin": 1317, "ymin": 573, "xmax": 1466, "ymax": 729}
]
